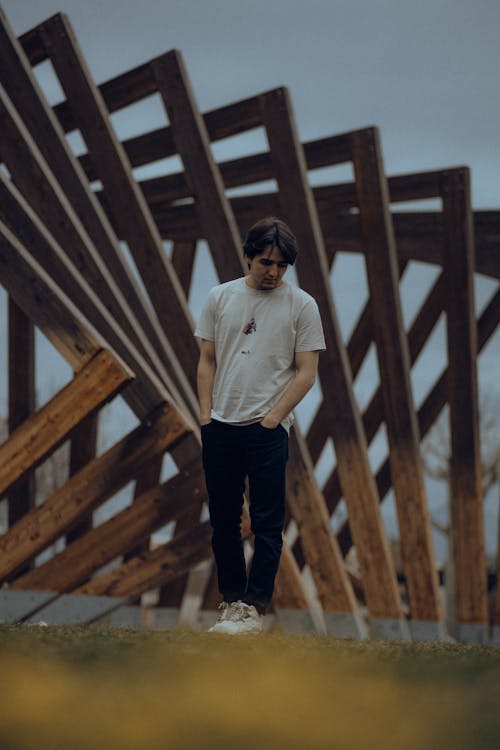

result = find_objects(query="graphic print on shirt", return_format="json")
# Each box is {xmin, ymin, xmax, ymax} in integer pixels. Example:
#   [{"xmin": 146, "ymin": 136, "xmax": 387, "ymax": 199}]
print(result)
[{"xmin": 242, "ymin": 316, "xmax": 257, "ymax": 335}]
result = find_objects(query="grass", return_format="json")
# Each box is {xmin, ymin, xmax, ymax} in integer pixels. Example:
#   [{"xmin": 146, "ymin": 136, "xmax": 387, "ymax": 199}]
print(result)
[{"xmin": 0, "ymin": 624, "xmax": 499, "ymax": 749}]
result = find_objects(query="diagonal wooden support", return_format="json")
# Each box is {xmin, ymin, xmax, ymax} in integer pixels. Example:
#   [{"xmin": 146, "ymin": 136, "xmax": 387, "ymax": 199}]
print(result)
[
  {"xmin": 286, "ymin": 429, "xmax": 367, "ymax": 638},
  {"xmin": 259, "ymin": 87, "xmax": 408, "ymax": 637},
  {"xmin": 12, "ymin": 458, "xmax": 204, "ymax": 593},
  {"xmin": 350, "ymin": 128, "xmax": 442, "ymax": 630},
  {"xmin": 0, "ymin": 10, "xmax": 178, "ymax": 388},
  {"xmin": 37, "ymin": 14, "xmax": 198, "ymax": 411},
  {"xmin": 0, "ymin": 349, "xmax": 131, "ymax": 498},
  {"xmin": 0, "ymin": 404, "xmax": 190, "ymax": 582},
  {"xmin": 75, "ymin": 522, "xmax": 213, "ymax": 600},
  {"xmin": 441, "ymin": 168, "xmax": 488, "ymax": 643},
  {"xmin": 337, "ymin": 288, "xmax": 500, "ymax": 556},
  {"xmin": 7, "ymin": 299, "xmax": 36, "ymax": 530},
  {"xmin": 171, "ymin": 241, "xmax": 197, "ymax": 297},
  {"xmin": 151, "ymin": 49, "xmax": 246, "ymax": 284},
  {"xmin": 65, "ymin": 413, "xmax": 99, "ymax": 545},
  {"xmin": 0, "ymin": 214, "xmax": 174, "ymax": 420}
]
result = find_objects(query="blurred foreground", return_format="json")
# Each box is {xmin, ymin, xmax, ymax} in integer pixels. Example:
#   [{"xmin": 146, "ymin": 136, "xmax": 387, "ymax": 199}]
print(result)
[{"xmin": 0, "ymin": 624, "xmax": 499, "ymax": 749}]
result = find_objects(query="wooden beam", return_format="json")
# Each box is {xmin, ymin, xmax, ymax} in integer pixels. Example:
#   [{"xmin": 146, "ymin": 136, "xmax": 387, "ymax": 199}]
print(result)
[
  {"xmin": 12, "ymin": 458, "xmax": 204, "ymax": 592},
  {"xmin": 337, "ymin": 287, "xmax": 500, "ymax": 556},
  {"xmin": 0, "ymin": 13, "xmax": 185, "ymax": 396},
  {"xmin": 0, "ymin": 403, "xmax": 190, "ymax": 582},
  {"xmin": 65, "ymin": 413, "xmax": 99, "ymax": 544},
  {"xmin": 7, "ymin": 299, "xmax": 36, "ymax": 528},
  {"xmin": 152, "ymin": 49, "xmax": 246, "ymax": 283},
  {"xmin": 0, "ymin": 349, "xmax": 130, "ymax": 498},
  {"xmin": 74, "ymin": 521, "xmax": 213, "ymax": 599},
  {"xmin": 441, "ymin": 168, "xmax": 488, "ymax": 639},
  {"xmin": 286, "ymin": 429, "xmax": 366, "ymax": 636},
  {"xmin": 37, "ymin": 14, "xmax": 199, "ymax": 408},
  {"xmin": 0, "ymin": 206, "xmax": 175, "ymax": 421},
  {"xmin": 260, "ymin": 88, "xmax": 405, "ymax": 628},
  {"xmin": 351, "ymin": 128, "xmax": 441, "ymax": 625}
]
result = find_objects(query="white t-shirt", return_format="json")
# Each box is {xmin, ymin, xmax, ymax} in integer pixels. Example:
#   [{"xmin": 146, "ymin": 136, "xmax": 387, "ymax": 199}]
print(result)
[{"xmin": 195, "ymin": 277, "xmax": 326, "ymax": 431}]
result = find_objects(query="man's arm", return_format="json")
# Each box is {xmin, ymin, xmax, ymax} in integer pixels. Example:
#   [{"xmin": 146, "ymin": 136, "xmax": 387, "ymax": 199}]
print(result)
[
  {"xmin": 197, "ymin": 339, "xmax": 217, "ymax": 425},
  {"xmin": 261, "ymin": 350, "xmax": 320, "ymax": 429}
]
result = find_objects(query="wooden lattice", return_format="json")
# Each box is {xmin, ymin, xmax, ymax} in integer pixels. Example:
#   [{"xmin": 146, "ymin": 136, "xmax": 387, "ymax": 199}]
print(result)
[{"xmin": 0, "ymin": 9, "xmax": 498, "ymax": 641}]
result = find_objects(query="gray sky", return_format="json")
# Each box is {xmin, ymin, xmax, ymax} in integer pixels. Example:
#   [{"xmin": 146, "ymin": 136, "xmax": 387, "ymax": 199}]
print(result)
[
  {"xmin": 1, "ymin": 0, "xmax": 499, "ymax": 554},
  {"xmin": 3, "ymin": 0, "xmax": 500, "ymax": 206}
]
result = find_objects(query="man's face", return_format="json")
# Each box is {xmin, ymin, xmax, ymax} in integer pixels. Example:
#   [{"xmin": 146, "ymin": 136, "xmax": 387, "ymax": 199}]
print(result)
[{"xmin": 245, "ymin": 245, "xmax": 288, "ymax": 291}]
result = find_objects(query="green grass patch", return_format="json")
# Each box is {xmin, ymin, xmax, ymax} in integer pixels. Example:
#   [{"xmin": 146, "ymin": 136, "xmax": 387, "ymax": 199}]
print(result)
[{"xmin": 0, "ymin": 624, "xmax": 499, "ymax": 749}]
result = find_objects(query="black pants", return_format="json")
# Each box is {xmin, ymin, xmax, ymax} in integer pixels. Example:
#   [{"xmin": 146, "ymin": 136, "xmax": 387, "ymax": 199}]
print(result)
[{"xmin": 201, "ymin": 419, "xmax": 289, "ymax": 613}]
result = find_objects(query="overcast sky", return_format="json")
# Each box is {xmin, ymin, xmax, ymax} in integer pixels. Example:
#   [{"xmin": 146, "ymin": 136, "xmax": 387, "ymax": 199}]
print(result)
[
  {"xmin": 1, "ymin": 0, "xmax": 499, "ymax": 552},
  {"xmin": 3, "ymin": 0, "xmax": 500, "ymax": 207}
]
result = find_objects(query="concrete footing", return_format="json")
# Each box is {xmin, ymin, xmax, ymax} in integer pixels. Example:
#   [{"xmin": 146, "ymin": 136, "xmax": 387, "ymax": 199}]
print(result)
[
  {"xmin": 323, "ymin": 610, "xmax": 368, "ymax": 639},
  {"xmin": 409, "ymin": 619, "xmax": 450, "ymax": 642},
  {"xmin": 455, "ymin": 622, "xmax": 490, "ymax": 645},
  {"xmin": 370, "ymin": 617, "xmax": 412, "ymax": 641}
]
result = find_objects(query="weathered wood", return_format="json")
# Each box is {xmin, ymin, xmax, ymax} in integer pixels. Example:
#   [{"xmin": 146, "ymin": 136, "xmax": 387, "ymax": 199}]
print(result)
[
  {"xmin": 351, "ymin": 127, "xmax": 441, "ymax": 623},
  {"xmin": 0, "ymin": 12, "xmax": 175, "ymax": 385},
  {"xmin": 7, "ymin": 299, "xmax": 36, "ymax": 528},
  {"xmin": 337, "ymin": 287, "xmax": 500, "ymax": 556},
  {"xmin": 0, "ymin": 349, "xmax": 130, "ymax": 498},
  {"xmin": 13, "ymin": 458, "xmax": 205, "ymax": 592},
  {"xmin": 152, "ymin": 50, "xmax": 245, "ymax": 283},
  {"xmin": 273, "ymin": 543, "xmax": 311, "ymax": 610},
  {"xmin": 0, "ymin": 198, "xmax": 175, "ymax": 421},
  {"xmin": 75, "ymin": 521, "xmax": 213, "ymax": 599},
  {"xmin": 0, "ymin": 404, "xmax": 190, "ymax": 581},
  {"xmin": 125, "ymin": 455, "xmax": 164, "ymax": 566},
  {"xmin": 65, "ymin": 413, "xmax": 99, "ymax": 544},
  {"xmin": 38, "ymin": 15, "xmax": 199, "ymax": 407},
  {"xmin": 441, "ymin": 168, "xmax": 487, "ymax": 630},
  {"xmin": 286, "ymin": 429, "xmax": 359, "ymax": 614},
  {"xmin": 260, "ymin": 87, "xmax": 404, "ymax": 621},
  {"xmin": 0, "ymin": 220, "xmax": 98, "ymax": 370}
]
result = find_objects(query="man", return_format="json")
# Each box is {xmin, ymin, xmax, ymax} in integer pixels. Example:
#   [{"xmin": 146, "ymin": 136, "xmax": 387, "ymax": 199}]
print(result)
[{"xmin": 195, "ymin": 216, "xmax": 325, "ymax": 634}]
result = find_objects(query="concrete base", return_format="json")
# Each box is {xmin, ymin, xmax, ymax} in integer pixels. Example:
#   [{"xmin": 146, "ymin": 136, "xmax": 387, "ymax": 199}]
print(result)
[
  {"xmin": 0, "ymin": 590, "xmax": 56, "ymax": 623},
  {"xmin": 455, "ymin": 622, "xmax": 489, "ymax": 645},
  {"xmin": 370, "ymin": 617, "xmax": 412, "ymax": 641},
  {"xmin": 490, "ymin": 626, "xmax": 500, "ymax": 646},
  {"xmin": 274, "ymin": 608, "xmax": 318, "ymax": 635},
  {"xmin": 409, "ymin": 619, "xmax": 450, "ymax": 642},
  {"xmin": 25, "ymin": 593, "xmax": 126, "ymax": 625},
  {"xmin": 323, "ymin": 610, "xmax": 368, "ymax": 640}
]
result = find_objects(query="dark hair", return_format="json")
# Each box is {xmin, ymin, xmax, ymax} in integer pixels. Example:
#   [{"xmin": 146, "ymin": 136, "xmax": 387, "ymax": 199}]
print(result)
[{"xmin": 243, "ymin": 216, "xmax": 298, "ymax": 266}]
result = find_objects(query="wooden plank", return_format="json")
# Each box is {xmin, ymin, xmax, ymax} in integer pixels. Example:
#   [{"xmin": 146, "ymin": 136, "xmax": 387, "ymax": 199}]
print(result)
[
  {"xmin": 38, "ymin": 14, "xmax": 199, "ymax": 405},
  {"xmin": 441, "ymin": 168, "xmax": 488, "ymax": 636},
  {"xmin": 65, "ymin": 413, "xmax": 99, "ymax": 544},
  {"xmin": 0, "ymin": 403, "xmax": 190, "ymax": 582},
  {"xmin": 74, "ymin": 522, "xmax": 213, "ymax": 599},
  {"xmin": 0, "ymin": 197, "xmax": 176, "ymax": 421},
  {"xmin": 152, "ymin": 49, "xmax": 246, "ymax": 283},
  {"xmin": 0, "ymin": 219, "xmax": 99, "ymax": 370},
  {"xmin": 12, "ymin": 458, "xmax": 205, "ymax": 592},
  {"xmin": 0, "ymin": 349, "xmax": 130, "ymax": 497},
  {"xmin": 337, "ymin": 287, "xmax": 500, "ymax": 556},
  {"xmin": 273, "ymin": 542, "xmax": 311, "ymax": 611},
  {"xmin": 260, "ymin": 88, "xmax": 404, "ymax": 624},
  {"xmin": 286, "ymin": 429, "xmax": 361, "ymax": 620},
  {"xmin": 124, "ymin": 455, "xmax": 164, "ymax": 567},
  {"xmin": 351, "ymin": 128, "xmax": 441, "ymax": 623},
  {"xmin": 0, "ymin": 12, "xmax": 181, "ymax": 394},
  {"xmin": 148, "ymin": 189, "xmax": 499, "ymax": 279},
  {"xmin": 7, "ymin": 299, "xmax": 36, "ymax": 528}
]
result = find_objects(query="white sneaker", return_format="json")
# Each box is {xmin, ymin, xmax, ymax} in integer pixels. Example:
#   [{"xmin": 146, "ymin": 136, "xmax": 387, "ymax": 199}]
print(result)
[{"xmin": 208, "ymin": 600, "xmax": 263, "ymax": 634}]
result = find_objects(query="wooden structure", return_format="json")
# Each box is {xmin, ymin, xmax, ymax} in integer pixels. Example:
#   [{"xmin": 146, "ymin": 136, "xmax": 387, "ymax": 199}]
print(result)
[{"xmin": 0, "ymin": 9, "xmax": 498, "ymax": 641}]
